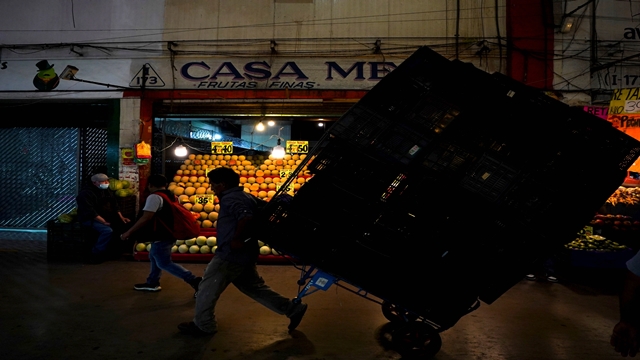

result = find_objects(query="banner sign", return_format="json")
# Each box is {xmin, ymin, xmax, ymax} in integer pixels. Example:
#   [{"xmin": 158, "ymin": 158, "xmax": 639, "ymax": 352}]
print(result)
[{"xmin": 608, "ymin": 88, "xmax": 640, "ymax": 171}]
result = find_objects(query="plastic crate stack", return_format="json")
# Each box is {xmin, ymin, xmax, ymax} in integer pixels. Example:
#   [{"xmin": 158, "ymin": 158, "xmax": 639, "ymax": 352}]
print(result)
[
  {"xmin": 46, "ymin": 220, "xmax": 95, "ymax": 261},
  {"xmin": 260, "ymin": 46, "xmax": 640, "ymax": 327}
]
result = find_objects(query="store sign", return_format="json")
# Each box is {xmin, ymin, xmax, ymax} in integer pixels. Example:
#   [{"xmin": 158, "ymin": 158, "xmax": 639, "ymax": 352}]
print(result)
[
  {"xmin": 608, "ymin": 88, "xmax": 640, "ymax": 171},
  {"xmin": 285, "ymin": 140, "xmax": 308, "ymax": 154},
  {"xmin": 0, "ymin": 56, "xmax": 407, "ymax": 94},
  {"xmin": 194, "ymin": 194, "xmax": 214, "ymax": 205},
  {"xmin": 121, "ymin": 147, "xmax": 134, "ymax": 165},
  {"xmin": 211, "ymin": 141, "xmax": 233, "ymax": 154},
  {"xmin": 175, "ymin": 58, "xmax": 401, "ymax": 90},
  {"xmin": 583, "ymin": 106, "xmax": 609, "ymax": 120}
]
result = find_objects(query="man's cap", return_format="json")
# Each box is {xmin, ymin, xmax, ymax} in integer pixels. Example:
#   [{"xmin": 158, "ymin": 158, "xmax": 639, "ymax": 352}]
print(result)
[{"xmin": 91, "ymin": 173, "xmax": 109, "ymax": 182}]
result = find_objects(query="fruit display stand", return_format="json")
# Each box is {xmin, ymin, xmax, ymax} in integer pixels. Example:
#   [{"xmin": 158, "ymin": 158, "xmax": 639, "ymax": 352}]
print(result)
[
  {"xmin": 132, "ymin": 226, "xmax": 295, "ymax": 264},
  {"xmin": 563, "ymin": 228, "xmax": 636, "ymax": 269},
  {"xmin": 588, "ymin": 186, "xmax": 640, "ymax": 251},
  {"xmin": 132, "ymin": 151, "xmax": 311, "ymax": 264}
]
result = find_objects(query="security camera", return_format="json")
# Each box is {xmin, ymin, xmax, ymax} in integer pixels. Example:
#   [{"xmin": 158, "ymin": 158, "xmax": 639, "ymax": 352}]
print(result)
[{"xmin": 60, "ymin": 65, "xmax": 79, "ymax": 80}]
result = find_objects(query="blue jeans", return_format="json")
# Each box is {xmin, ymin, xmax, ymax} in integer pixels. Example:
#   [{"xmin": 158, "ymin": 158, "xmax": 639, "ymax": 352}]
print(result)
[
  {"xmin": 82, "ymin": 220, "xmax": 113, "ymax": 254},
  {"xmin": 147, "ymin": 241, "xmax": 197, "ymax": 286},
  {"xmin": 193, "ymin": 256, "xmax": 295, "ymax": 333}
]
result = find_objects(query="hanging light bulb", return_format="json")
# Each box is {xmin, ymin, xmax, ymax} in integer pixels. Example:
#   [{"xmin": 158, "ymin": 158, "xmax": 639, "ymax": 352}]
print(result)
[
  {"xmin": 175, "ymin": 145, "xmax": 188, "ymax": 157},
  {"xmin": 267, "ymin": 120, "xmax": 275, "ymax": 126},
  {"xmin": 271, "ymin": 138, "xmax": 285, "ymax": 159},
  {"xmin": 256, "ymin": 121, "xmax": 265, "ymax": 132}
]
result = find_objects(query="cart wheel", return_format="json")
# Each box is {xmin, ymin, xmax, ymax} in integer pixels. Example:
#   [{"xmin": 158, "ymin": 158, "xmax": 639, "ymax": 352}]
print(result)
[
  {"xmin": 382, "ymin": 301, "xmax": 418, "ymax": 323},
  {"xmin": 391, "ymin": 321, "xmax": 442, "ymax": 359}
]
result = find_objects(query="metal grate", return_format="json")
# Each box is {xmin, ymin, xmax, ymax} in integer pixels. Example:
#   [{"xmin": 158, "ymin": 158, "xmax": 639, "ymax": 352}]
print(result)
[{"xmin": 0, "ymin": 128, "xmax": 106, "ymax": 229}]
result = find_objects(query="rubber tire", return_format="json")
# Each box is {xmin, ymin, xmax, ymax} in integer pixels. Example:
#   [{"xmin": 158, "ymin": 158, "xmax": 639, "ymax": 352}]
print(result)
[
  {"xmin": 391, "ymin": 321, "xmax": 442, "ymax": 359},
  {"xmin": 381, "ymin": 301, "xmax": 419, "ymax": 323}
]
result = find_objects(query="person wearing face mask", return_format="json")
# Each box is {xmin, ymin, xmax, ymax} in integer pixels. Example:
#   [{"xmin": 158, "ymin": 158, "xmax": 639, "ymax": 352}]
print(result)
[{"xmin": 76, "ymin": 173, "xmax": 131, "ymax": 263}]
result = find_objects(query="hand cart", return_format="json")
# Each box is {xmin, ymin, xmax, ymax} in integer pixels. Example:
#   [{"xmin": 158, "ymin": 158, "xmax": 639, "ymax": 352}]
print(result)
[{"xmin": 287, "ymin": 261, "xmax": 480, "ymax": 359}]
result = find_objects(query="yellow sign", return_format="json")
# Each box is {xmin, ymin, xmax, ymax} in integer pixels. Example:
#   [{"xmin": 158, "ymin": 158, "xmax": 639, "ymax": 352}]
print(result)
[
  {"xmin": 279, "ymin": 169, "xmax": 292, "ymax": 179},
  {"xmin": 276, "ymin": 169, "xmax": 294, "ymax": 194},
  {"xmin": 194, "ymin": 194, "xmax": 215, "ymax": 205},
  {"xmin": 211, "ymin": 142, "xmax": 233, "ymax": 154},
  {"xmin": 285, "ymin": 140, "xmax": 308, "ymax": 154},
  {"xmin": 608, "ymin": 88, "xmax": 640, "ymax": 171}
]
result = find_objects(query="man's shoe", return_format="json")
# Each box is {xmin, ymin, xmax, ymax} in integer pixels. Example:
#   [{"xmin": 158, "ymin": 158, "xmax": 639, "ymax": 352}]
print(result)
[
  {"xmin": 288, "ymin": 302, "xmax": 308, "ymax": 331},
  {"xmin": 525, "ymin": 274, "xmax": 536, "ymax": 281},
  {"xmin": 189, "ymin": 276, "xmax": 202, "ymax": 298},
  {"xmin": 546, "ymin": 275, "xmax": 558, "ymax": 283},
  {"xmin": 178, "ymin": 321, "xmax": 215, "ymax": 336},
  {"xmin": 134, "ymin": 283, "xmax": 161, "ymax": 291},
  {"xmin": 86, "ymin": 252, "xmax": 105, "ymax": 265}
]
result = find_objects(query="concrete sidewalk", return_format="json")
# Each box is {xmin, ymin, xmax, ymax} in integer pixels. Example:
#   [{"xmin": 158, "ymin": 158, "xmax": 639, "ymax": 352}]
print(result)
[{"xmin": 0, "ymin": 235, "xmax": 629, "ymax": 360}]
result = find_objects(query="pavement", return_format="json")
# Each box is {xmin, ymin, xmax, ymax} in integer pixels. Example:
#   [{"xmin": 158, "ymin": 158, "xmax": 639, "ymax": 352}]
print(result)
[{"xmin": 0, "ymin": 231, "xmax": 631, "ymax": 360}]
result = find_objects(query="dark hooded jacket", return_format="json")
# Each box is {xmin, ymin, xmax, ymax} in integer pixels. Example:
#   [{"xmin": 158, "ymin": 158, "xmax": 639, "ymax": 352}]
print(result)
[{"xmin": 76, "ymin": 184, "xmax": 121, "ymax": 223}]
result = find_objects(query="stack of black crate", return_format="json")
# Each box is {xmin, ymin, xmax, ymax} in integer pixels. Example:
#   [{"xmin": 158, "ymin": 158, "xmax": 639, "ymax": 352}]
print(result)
[{"xmin": 262, "ymin": 46, "xmax": 640, "ymax": 328}]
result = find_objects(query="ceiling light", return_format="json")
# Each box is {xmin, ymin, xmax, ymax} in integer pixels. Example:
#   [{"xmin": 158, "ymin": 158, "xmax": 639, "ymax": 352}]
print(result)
[
  {"xmin": 267, "ymin": 120, "xmax": 275, "ymax": 126},
  {"xmin": 175, "ymin": 145, "xmax": 188, "ymax": 157},
  {"xmin": 271, "ymin": 140, "xmax": 285, "ymax": 159},
  {"xmin": 256, "ymin": 121, "xmax": 265, "ymax": 132}
]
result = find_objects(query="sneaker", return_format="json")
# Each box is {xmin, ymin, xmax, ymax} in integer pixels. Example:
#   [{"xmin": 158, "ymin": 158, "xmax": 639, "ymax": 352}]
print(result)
[
  {"xmin": 86, "ymin": 252, "xmax": 105, "ymax": 265},
  {"xmin": 178, "ymin": 321, "xmax": 215, "ymax": 336},
  {"xmin": 134, "ymin": 283, "xmax": 161, "ymax": 291},
  {"xmin": 525, "ymin": 274, "xmax": 536, "ymax": 281},
  {"xmin": 189, "ymin": 277, "xmax": 202, "ymax": 298},
  {"xmin": 288, "ymin": 302, "xmax": 308, "ymax": 331},
  {"xmin": 546, "ymin": 275, "xmax": 558, "ymax": 283}
]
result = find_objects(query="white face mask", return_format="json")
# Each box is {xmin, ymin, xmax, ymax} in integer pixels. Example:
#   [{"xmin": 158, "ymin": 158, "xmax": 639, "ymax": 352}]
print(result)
[{"xmin": 98, "ymin": 184, "xmax": 109, "ymax": 190}]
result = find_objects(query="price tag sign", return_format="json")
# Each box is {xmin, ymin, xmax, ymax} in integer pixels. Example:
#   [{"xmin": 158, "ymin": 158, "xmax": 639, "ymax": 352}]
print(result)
[
  {"xmin": 194, "ymin": 194, "xmax": 214, "ymax": 205},
  {"xmin": 285, "ymin": 140, "xmax": 308, "ymax": 154},
  {"xmin": 276, "ymin": 182, "xmax": 294, "ymax": 194},
  {"xmin": 279, "ymin": 169, "xmax": 292, "ymax": 179},
  {"xmin": 211, "ymin": 142, "xmax": 233, "ymax": 154}
]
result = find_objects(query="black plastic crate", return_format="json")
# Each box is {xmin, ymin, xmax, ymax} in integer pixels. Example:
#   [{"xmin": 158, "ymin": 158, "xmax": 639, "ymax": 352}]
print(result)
[
  {"xmin": 116, "ymin": 195, "xmax": 138, "ymax": 220},
  {"xmin": 261, "ymin": 46, "xmax": 640, "ymax": 322},
  {"xmin": 46, "ymin": 220, "xmax": 95, "ymax": 262}
]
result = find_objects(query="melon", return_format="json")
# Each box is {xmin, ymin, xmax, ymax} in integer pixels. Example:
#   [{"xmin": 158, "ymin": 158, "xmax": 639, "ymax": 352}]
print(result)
[
  {"xmin": 135, "ymin": 243, "xmax": 147, "ymax": 252},
  {"xmin": 272, "ymin": 248, "xmax": 281, "ymax": 256},
  {"xmin": 57, "ymin": 213, "xmax": 74, "ymax": 223},
  {"xmin": 121, "ymin": 180, "xmax": 131, "ymax": 189},
  {"xmin": 185, "ymin": 238, "xmax": 197, "ymax": 246},
  {"xmin": 202, "ymin": 220, "xmax": 213, "ymax": 228},
  {"xmin": 115, "ymin": 189, "xmax": 129, "ymax": 197},
  {"xmin": 178, "ymin": 244, "xmax": 189, "ymax": 253},
  {"xmin": 191, "ymin": 203, "xmax": 204, "ymax": 213},
  {"xmin": 196, "ymin": 236, "xmax": 207, "ymax": 246},
  {"xmin": 208, "ymin": 212, "xmax": 218, "ymax": 221},
  {"xmin": 109, "ymin": 179, "xmax": 123, "ymax": 191},
  {"xmin": 189, "ymin": 245, "xmax": 200, "ymax": 254},
  {"xmin": 171, "ymin": 245, "xmax": 178, "ymax": 253},
  {"xmin": 206, "ymin": 236, "xmax": 217, "ymax": 246},
  {"xmin": 175, "ymin": 239, "xmax": 185, "ymax": 245},
  {"xmin": 199, "ymin": 245, "xmax": 211, "ymax": 254},
  {"xmin": 259, "ymin": 245, "xmax": 271, "ymax": 255},
  {"xmin": 146, "ymin": 243, "xmax": 152, "ymax": 252}
]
